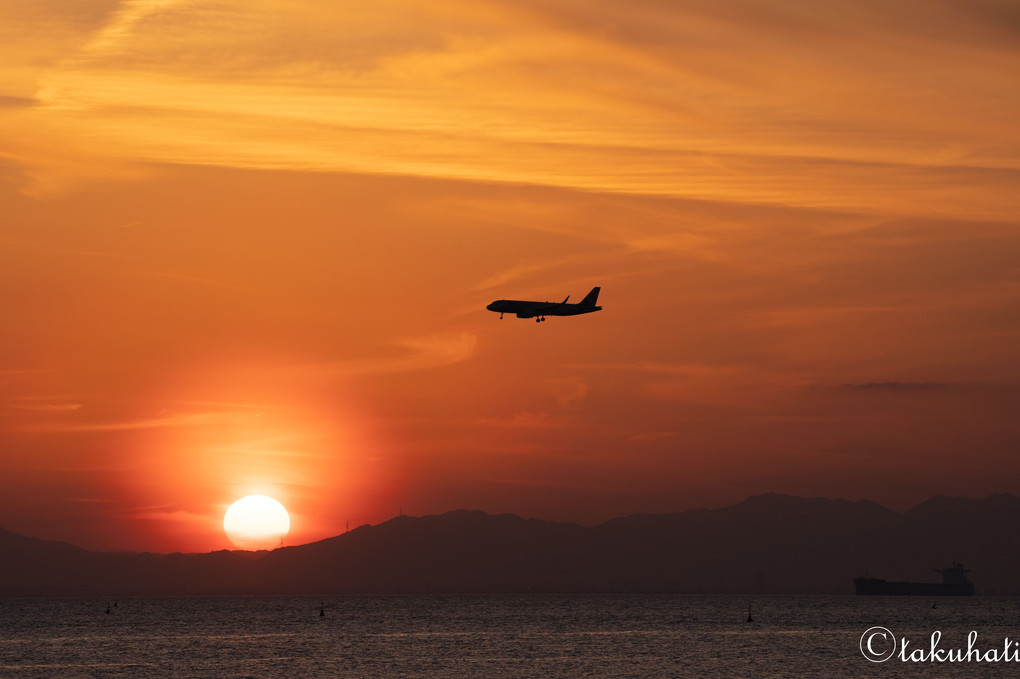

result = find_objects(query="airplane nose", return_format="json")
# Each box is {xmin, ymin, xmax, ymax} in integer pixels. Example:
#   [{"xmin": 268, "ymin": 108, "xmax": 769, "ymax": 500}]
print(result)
[{"xmin": 486, "ymin": 302, "xmax": 496, "ymax": 311}]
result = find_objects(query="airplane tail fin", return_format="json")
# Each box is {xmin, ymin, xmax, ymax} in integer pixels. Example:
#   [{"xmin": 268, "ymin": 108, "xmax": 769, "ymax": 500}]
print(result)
[{"xmin": 580, "ymin": 286, "xmax": 601, "ymax": 308}]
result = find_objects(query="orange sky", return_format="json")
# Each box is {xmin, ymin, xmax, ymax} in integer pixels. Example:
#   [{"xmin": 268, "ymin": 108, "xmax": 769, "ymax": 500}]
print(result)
[{"xmin": 1, "ymin": 0, "xmax": 1018, "ymax": 552}]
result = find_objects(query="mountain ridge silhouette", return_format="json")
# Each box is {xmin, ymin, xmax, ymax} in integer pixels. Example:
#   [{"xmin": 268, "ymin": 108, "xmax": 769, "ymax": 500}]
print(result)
[{"xmin": 4, "ymin": 493, "xmax": 1020, "ymax": 596}]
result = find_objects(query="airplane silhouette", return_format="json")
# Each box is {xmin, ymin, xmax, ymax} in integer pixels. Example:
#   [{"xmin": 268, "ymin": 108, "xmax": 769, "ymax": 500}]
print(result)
[{"xmin": 486, "ymin": 287, "xmax": 602, "ymax": 322}]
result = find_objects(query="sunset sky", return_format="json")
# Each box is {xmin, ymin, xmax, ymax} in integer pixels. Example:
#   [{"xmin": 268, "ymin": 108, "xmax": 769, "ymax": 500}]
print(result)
[{"xmin": 2, "ymin": 0, "xmax": 1018, "ymax": 552}]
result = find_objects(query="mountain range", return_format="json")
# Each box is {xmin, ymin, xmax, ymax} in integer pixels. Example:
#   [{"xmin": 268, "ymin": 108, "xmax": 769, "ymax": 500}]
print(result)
[{"xmin": 4, "ymin": 493, "xmax": 1020, "ymax": 596}]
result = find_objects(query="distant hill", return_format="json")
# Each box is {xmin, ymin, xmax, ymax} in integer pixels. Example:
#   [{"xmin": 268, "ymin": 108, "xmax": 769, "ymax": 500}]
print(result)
[{"xmin": 4, "ymin": 493, "xmax": 1020, "ymax": 596}]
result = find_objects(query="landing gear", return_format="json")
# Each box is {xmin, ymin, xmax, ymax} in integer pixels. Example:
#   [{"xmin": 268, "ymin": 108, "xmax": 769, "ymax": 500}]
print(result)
[
  {"xmin": 535, "ymin": 316, "xmax": 546, "ymax": 323},
  {"xmin": 499, "ymin": 313, "xmax": 504, "ymax": 319}
]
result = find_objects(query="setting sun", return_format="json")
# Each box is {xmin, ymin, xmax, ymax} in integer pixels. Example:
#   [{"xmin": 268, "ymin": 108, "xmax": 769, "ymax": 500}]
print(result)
[{"xmin": 223, "ymin": 495, "xmax": 291, "ymax": 550}]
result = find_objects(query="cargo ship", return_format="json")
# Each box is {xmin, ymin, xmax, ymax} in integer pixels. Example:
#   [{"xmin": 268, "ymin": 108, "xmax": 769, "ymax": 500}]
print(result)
[{"xmin": 854, "ymin": 561, "xmax": 974, "ymax": 596}]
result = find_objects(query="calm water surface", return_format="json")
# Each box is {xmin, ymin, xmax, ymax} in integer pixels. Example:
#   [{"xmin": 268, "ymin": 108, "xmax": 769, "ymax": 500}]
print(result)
[{"xmin": 3, "ymin": 595, "xmax": 1020, "ymax": 677}]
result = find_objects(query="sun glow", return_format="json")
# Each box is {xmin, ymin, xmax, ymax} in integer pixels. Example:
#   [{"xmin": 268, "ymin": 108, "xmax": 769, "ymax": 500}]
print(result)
[{"xmin": 223, "ymin": 495, "xmax": 290, "ymax": 550}]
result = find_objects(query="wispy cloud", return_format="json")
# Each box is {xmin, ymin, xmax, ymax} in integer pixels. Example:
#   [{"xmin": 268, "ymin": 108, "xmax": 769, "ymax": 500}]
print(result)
[
  {"xmin": 574, "ymin": 361, "xmax": 750, "ymax": 378},
  {"xmin": 475, "ymin": 412, "xmax": 570, "ymax": 429},
  {"xmin": 543, "ymin": 376, "xmax": 588, "ymax": 409},
  {"xmin": 15, "ymin": 411, "xmax": 220, "ymax": 434},
  {"xmin": 311, "ymin": 333, "xmax": 478, "ymax": 376},
  {"xmin": 628, "ymin": 431, "xmax": 678, "ymax": 443},
  {"xmin": 12, "ymin": 402, "xmax": 83, "ymax": 412},
  {"xmin": 126, "ymin": 268, "xmax": 254, "ymax": 295},
  {"xmin": 77, "ymin": 0, "xmax": 184, "ymax": 60},
  {"xmin": 0, "ymin": 95, "xmax": 35, "ymax": 108},
  {"xmin": 2, "ymin": 0, "xmax": 1014, "ymax": 217},
  {"xmin": 843, "ymin": 382, "xmax": 950, "ymax": 391}
]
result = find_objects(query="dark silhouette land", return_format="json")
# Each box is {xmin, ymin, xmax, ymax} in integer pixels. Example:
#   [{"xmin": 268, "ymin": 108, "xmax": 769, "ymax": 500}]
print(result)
[{"xmin": 3, "ymin": 493, "xmax": 1020, "ymax": 596}]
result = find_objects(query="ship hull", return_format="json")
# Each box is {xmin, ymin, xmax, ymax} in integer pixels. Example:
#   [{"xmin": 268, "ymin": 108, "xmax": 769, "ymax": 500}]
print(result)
[{"xmin": 854, "ymin": 577, "xmax": 974, "ymax": 596}]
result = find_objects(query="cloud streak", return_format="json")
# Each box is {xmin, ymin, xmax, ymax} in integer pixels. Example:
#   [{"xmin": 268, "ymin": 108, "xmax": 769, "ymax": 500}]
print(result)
[
  {"xmin": 843, "ymin": 382, "xmax": 950, "ymax": 391},
  {"xmin": 14, "ymin": 411, "xmax": 221, "ymax": 434},
  {"xmin": 301, "ymin": 333, "xmax": 478, "ymax": 377},
  {"xmin": 0, "ymin": 0, "xmax": 1013, "ymax": 217}
]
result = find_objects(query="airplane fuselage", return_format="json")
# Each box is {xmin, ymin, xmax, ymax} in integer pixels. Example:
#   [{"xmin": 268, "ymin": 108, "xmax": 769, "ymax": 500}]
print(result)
[{"xmin": 486, "ymin": 287, "xmax": 602, "ymax": 321}]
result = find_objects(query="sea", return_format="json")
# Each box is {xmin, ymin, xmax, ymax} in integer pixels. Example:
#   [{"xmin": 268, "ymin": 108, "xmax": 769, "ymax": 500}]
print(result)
[{"xmin": 3, "ymin": 594, "xmax": 1020, "ymax": 677}]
